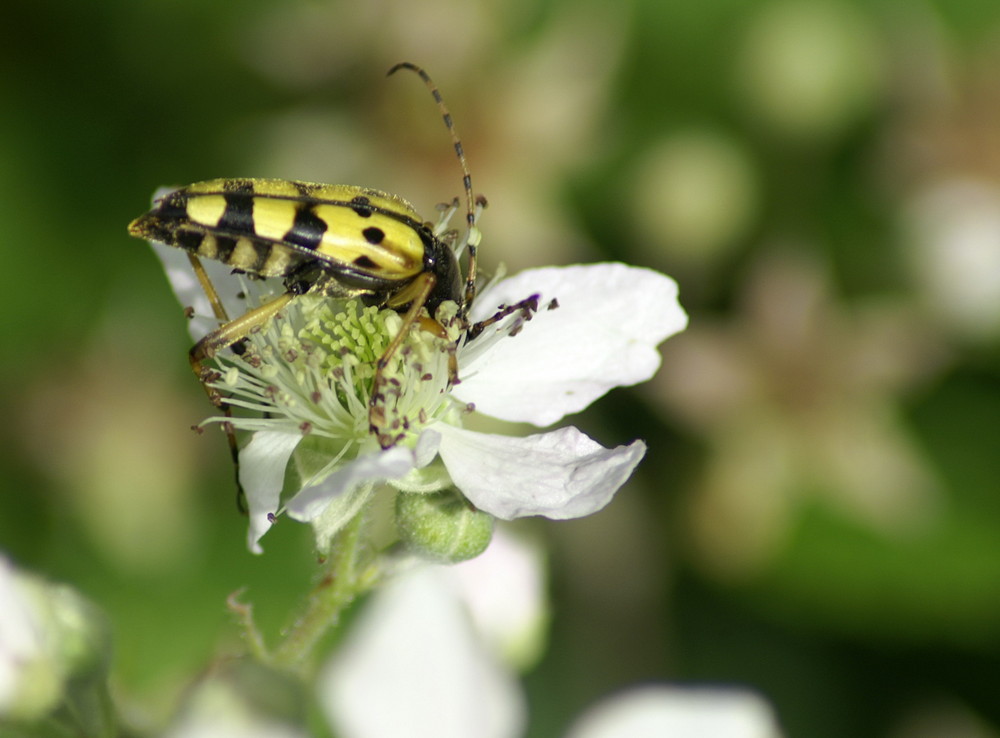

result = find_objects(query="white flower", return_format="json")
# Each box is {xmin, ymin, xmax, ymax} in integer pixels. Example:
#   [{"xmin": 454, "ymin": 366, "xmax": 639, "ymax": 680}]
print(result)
[
  {"xmin": 565, "ymin": 685, "xmax": 784, "ymax": 738},
  {"xmin": 903, "ymin": 178, "xmax": 1000, "ymax": 341},
  {"xmin": 317, "ymin": 537, "xmax": 784, "ymax": 738},
  {"xmin": 0, "ymin": 556, "xmax": 108, "ymax": 721},
  {"xmin": 317, "ymin": 530, "xmax": 540, "ymax": 738},
  {"xmin": 151, "ymin": 238, "xmax": 686, "ymax": 553}
]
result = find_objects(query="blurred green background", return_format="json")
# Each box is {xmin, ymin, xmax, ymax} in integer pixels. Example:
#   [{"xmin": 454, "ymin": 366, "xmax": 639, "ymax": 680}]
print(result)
[{"xmin": 3, "ymin": 0, "xmax": 1000, "ymax": 735}]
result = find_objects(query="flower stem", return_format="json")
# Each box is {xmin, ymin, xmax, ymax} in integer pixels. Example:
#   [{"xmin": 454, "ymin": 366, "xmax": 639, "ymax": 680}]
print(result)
[{"xmin": 269, "ymin": 511, "xmax": 372, "ymax": 670}]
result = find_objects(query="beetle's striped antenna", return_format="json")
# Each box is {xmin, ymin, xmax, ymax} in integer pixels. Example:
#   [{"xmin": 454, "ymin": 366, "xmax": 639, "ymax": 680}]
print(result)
[{"xmin": 387, "ymin": 62, "xmax": 479, "ymax": 314}]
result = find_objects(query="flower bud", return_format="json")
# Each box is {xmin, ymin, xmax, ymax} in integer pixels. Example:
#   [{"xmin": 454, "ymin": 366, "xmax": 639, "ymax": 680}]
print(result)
[{"xmin": 395, "ymin": 489, "xmax": 494, "ymax": 563}]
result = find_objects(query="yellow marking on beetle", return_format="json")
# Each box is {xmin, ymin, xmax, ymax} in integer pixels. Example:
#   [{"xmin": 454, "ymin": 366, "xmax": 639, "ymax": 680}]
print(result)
[
  {"xmin": 261, "ymin": 247, "xmax": 292, "ymax": 276},
  {"xmin": 311, "ymin": 204, "xmax": 423, "ymax": 270},
  {"xmin": 186, "ymin": 195, "xmax": 227, "ymax": 228},
  {"xmin": 197, "ymin": 234, "xmax": 219, "ymax": 261},
  {"xmin": 253, "ymin": 179, "xmax": 303, "ymax": 198},
  {"xmin": 251, "ymin": 198, "xmax": 299, "ymax": 242},
  {"xmin": 230, "ymin": 238, "xmax": 260, "ymax": 271}
]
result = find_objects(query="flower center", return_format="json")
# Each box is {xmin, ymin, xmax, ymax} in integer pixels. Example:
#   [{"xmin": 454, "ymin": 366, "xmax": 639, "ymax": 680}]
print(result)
[{"xmin": 203, "ymin": 293, "xmax": 464, "ymax": 447}]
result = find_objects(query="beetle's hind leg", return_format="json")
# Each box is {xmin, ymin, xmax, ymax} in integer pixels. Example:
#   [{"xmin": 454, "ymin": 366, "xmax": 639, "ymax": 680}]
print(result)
[
  {"xmin": 185, "ymin": 253, "xmax": 294, "ymax": 509},
  {"xmin": 188, "ymin": 291, "xmax": 295, "ymax": 385}
]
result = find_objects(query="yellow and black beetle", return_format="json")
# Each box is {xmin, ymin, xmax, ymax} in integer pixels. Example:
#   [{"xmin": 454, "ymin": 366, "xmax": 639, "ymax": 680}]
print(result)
[{"xmin": 129, "ymin": 63, "xmax": 488, "ymax": 450}]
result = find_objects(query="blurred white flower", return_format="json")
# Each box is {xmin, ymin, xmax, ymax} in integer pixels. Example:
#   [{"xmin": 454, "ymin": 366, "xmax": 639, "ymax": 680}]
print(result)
[
  {"xmin": 318, "ymin": 535, "xmax": 784, "ymax": 738},
  {"xmin": 318, "ymin": 555, "xmax": 530, "ymax": 738},
  {"xmin": 736, "ymin": 0, "xmax": 884, "ymax": 140},
  {"xmin": 449, "ymin": 526, "xmax": 548, "ymax": 669},
  {"xmin": 630, "ymin": 131, "xmax": 759, "ymax": 266},
  {"xmin": 565, "ymin": 685, "xmax": 784, "ymax": 738},
  {"xmin": 0, "ymin": 556, "xmax": 108, "ymax": 722},
  {"xmin": 903, "ymin": 179, "xmax": 1000, "ymax": 340}
]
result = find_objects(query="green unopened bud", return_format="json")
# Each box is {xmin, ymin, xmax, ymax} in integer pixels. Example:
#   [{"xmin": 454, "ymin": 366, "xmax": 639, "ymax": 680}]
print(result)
[{"xmin": 395, "ymin": 489, "xmax": 494, "ymax": 563}]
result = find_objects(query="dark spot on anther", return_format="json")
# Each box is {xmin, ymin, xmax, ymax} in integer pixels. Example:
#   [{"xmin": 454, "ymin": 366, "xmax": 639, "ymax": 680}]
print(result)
[{"xmin": 547, "ymin": 298, "xmax": 559, "ymax": 310}]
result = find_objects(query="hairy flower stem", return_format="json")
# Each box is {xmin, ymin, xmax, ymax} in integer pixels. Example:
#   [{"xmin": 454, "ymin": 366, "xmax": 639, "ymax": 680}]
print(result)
[{"xmin": 270, "ymin": 510, "xmax": 374, "ymax": 670}]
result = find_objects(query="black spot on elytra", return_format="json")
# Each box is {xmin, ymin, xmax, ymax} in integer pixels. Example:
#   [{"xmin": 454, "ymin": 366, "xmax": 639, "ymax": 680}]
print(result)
[
  {"xmin": 353, "ymin": 255, "xmax": 378, "ymax": 269},
  {"xmin": 362, "ymin": 227, "xmax": 385, "ymax": 245},
  {"xmin": 350, "ymin": 195, "xmax": 373, "ymax": 218}
]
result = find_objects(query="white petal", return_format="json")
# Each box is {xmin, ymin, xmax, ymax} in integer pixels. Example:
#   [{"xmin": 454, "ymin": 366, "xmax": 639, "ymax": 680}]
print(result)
[
  {"xmin": 239, "ymin": 431, "xmax": 303, "ymax": 554},
  {"xmin": 284, "ymin": 446, "xmax": 415, "ymax": 522},
  {"xmin": 0, "ymin": 557, "xmax": 46, "ymax": 714},
  {"xmin": 566, "ymin": 686, "xmax": 784, "ymax": 738},
  {"xmin": 414, "ymin": 428, "xmax": 443, "ymax": 468},
  {"xmin": 435, "ymin": 424, "xmax": 646, "ymax": 520},
  {"xmin": 456, "ymin": 263, "xmax": 687, "ymax": 426},
  {"xmin": 319, "ymin": 567, "xmax": 525, "ymax": 738},
  {"xmin": 450, "ymin": 528, "xmax": 548, "ymax": 669}
]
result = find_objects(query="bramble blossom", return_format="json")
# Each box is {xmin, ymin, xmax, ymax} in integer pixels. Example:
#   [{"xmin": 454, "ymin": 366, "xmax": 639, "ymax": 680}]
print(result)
[{"xmin": 150, "ymin": 234, "xmax": 686, "ymax": 553}]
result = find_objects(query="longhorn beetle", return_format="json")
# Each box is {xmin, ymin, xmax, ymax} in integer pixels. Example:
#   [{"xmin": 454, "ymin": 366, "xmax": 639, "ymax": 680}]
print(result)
[{"xmin": 129, "ymin": 63, "xmax": 538, "ymax": 474}]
